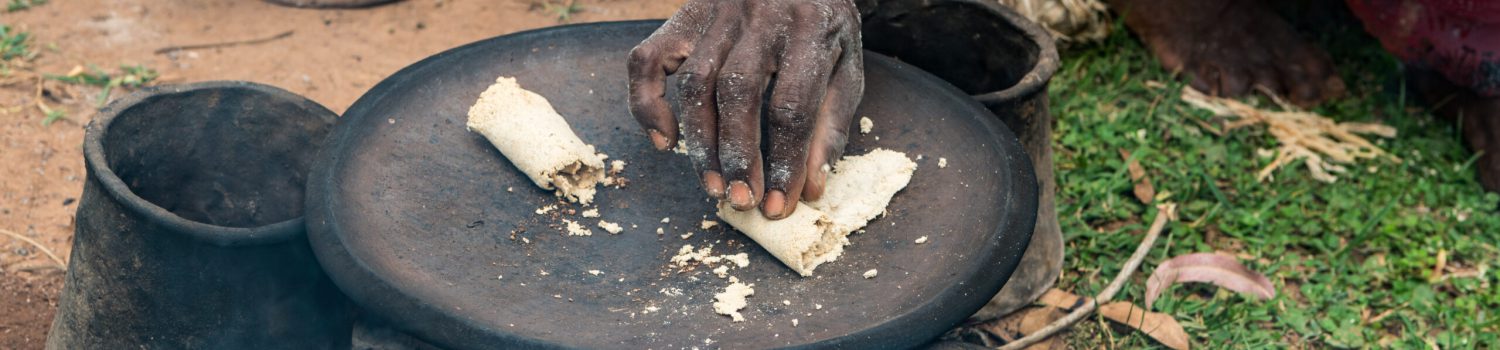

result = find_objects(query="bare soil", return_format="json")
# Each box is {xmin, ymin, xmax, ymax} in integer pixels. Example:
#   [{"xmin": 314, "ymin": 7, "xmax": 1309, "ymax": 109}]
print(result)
[{"xmin": 0, "ymin": 0, "xmax": 681, "ymax": 347}]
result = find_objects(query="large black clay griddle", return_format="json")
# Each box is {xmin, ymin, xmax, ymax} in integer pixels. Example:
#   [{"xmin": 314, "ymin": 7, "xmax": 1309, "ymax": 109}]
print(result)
[{"xmin": 307, "ymin": 21, "xmax": 1037, "ymax": 349}]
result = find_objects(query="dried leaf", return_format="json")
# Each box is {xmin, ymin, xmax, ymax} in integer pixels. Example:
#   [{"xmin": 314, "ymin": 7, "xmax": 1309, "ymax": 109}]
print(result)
[
  {"xmin": 1120, "ymin": 149, "xmax": 1155, "ymax": 204},
  {"xmin": 1099, "ymin": 302, "xmax": 1191, "ymax": 350},
  {"xmin": 980, "ymin": 306, "xmax": 1068, "ymax": 350},
  {"xmin": 1145, "ymin": 253, "xmax": 1276, "ymax": 308},
  {"xmin": 1037, "ymin": 288, "xmax": 1087, "ymax": 310}
]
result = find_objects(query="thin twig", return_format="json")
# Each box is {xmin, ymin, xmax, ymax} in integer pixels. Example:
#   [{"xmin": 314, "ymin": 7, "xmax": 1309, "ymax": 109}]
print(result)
[
  {"xmin": 0, "ymin": 228, "xmax": 67, "ymax": 269},
  {"xmin": 154, "ymin": 30, "xmax": 295, "ymax": 55},
  {"xmin": 997, "ymin": 203, "xmax": 1177, "ymax": 350}
]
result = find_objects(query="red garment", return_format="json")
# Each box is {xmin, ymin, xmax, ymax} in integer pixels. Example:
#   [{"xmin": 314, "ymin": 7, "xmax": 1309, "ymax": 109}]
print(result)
[{"xmin": 1347, "ymin": 0, "xmax": 1500, "ymax": 97}]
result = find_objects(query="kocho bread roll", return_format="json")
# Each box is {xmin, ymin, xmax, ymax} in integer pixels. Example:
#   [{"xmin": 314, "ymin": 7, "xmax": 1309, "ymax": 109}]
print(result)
[
  {"xmin": 467, "ymin": 76, "xmax": 606, "ymax": 205},
  {"xmin": 717, "ymin": 149, "xmax": 917, "ymax": 276}
]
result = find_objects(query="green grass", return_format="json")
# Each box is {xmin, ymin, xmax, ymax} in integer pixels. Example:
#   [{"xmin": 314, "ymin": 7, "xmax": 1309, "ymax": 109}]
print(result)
[
  {"xmin": 0, "ymin": 24, "xmax": 32, "ymax": 62},
  {"xmin": 1050, "ymin": 21, "xmax": 1499, "ymax": 349},
  {"xmin": 46, "ymin": 64, "xmax": 158, "ymax": 107},
  {"xmin": 6, "ymin": 0, "xmax": 46, "ymax": 13}
]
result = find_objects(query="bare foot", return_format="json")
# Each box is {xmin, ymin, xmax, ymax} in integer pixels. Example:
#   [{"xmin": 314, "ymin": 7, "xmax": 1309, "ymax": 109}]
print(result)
[
  {"xmin": 1116, "ymin": 0, "xmax": 1345, "ymax": 106},
  {"xmin": 1410, "ymin": 68, "xmax": 1500, "ymax": 192}
]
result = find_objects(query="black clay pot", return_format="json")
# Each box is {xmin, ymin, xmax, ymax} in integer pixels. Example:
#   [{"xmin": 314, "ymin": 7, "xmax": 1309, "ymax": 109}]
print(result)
[
  {"xmin": 860, "ymin": 0, "xmax": 1065, "ymax": 320},
  {"xmin": 46, "ymin": 81, "xmax": 351, "ymax": 349}
]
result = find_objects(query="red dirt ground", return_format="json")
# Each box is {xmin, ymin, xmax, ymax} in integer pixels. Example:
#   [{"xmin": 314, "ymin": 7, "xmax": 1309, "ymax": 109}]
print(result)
[{"xmin": 0, "ymin": 1, "xmax": 682, "ymax": 347}]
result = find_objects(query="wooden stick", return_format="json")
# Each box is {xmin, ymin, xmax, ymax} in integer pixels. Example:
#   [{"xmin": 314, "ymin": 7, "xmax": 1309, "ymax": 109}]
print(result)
[
  {"xmin": 0, "ymin": 228, "xmax": 67, "ymax": 269},
  {"xmin": 997, "ymin": 203, "xmax": 1176, "ymax": 350},
  {"xmin": 154, "ymin": 30, "xmax": 295, "ymax": 55}
]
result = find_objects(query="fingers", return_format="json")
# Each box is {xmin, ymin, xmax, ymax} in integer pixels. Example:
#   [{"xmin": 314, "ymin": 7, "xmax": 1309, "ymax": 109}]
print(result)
[
  {"xmin": 676, "ymin": 3, "xmax": 742, "ymax": 199},
  {"xmin": 627, "ymin": 2, "xmax": 712, "ymax": 150},
  {"xmin": 760, "ymin": 4, "xmax": 841, "ymax": 219},
  {"xmin": 801, "ymin": 35, "xmax": 864, "ymax": 202},
  {"xmin": 716, "ymin": 16, "xmax": 777, "ymax": 211}
]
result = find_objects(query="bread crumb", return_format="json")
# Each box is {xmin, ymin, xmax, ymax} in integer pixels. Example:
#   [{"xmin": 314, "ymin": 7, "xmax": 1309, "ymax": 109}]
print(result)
[
  {"xmin": 669, "ymin": 244, "xmax": 714, "ymax": 267},
  {"xmin": 661, "ymin": 217, "xmax": 671, "ymax": 223},
  {"xmin": 792, "ymin": 319, "xmax": 799, "ymax": 327},
  {"xmin": 581, "ymin": 208, "xmax": 600, "ymax": 218},
  {"xmin": 700, "ymin": 220, "xmax": 719, "ymax": 230},
  {"xmin": 915, "ymin": 236, "xmax": 929, "ymax": 244},
  {"xmin": 587, "ymin": 270, "xmax": 602, "ymax": 276},
  {"xmin": 859, "ymin": 116, "xmax": 873, "ymax": 134},
  {"xmin": 938, "ymin": 157, "xmax": 948, "ymax": 168},
  {"xmin": 609, "ymin": 160, "xmax": 627, "ymax": 175},
  {"xmin": 521, "ymin": 237, "xmax": 531, "ymax": 244},
  {"xmin": 535, "ymin": 204, "xmax": 556, "ymax": 215},
  {"xmin": 782, "ymin": 300, "xmax": 791, "ymax": 306},
  {"xmin": 713, "ymin": 277, "xmax": 755, "ymax": 322},
  {"xmin": 863, "ymin": 269, "xmax": 878, "ymax": 278},
  {"xmin": 539, "ymin": 269, "xmax": 550, "ymax": 276},
  {"xmin": 553, "ymin": 294, "xmax": 562, "ymax": 299},
  {"xmin": 673, "ymin": 139, "xmax": 689, "ymax": 155},
  {"xmin": 815, "ymin": 304, "xmax": 823, "ymax": 310},
  {"xmin": 722, "ymin": 253, "xmax": 750, "ymax": 268},
  {"xmin": 506, "ymin": 187, "xmax": 514, "ymax": 192},
  {"xmin": 598, "ymin": 220, "xmax": 623, "ymax": 234},
  {"xmin": 643, "ymin": 306, "xmax": 660, "ymax": 313},
  {"xmin": 916, "ymin": 154, "xmax": 924, "ymax": 160},
  {"xmin": 712, "ymin": 265, "xmax": 730, "ymax": 278},
  {"xmin": 680, "ymin": 232, "xmax": 694, "ymax": 240},
  {"xmin": 563, "ymin": 219, "xmax": 592, "ymax": 236},
  {"xmin": 656, "ymin": 227, "xmax": 665, "ymax": 235}
]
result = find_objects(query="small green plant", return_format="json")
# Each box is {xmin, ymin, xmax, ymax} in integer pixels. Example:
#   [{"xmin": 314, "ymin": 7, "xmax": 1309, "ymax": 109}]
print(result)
[
  {"xmin": 539, "ymin": 0, "xmax": 583, "ymax": 22},
  {"xmin": 40, "ymin": 107, "xmax": 64, "ymax": 126},
  {"xmin": 0, "ymin": 24, "xmax": 33, "ymax": 61},
  {"xmin": 46, "ymin": 64, "xmax": 158, "ymax": 106},
  {"xmin": 5, "ymin": 0, "xmax": 46, "ymax": 13}
]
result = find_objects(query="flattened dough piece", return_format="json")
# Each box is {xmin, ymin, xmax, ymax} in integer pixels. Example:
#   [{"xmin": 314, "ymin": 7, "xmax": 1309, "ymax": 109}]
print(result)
[
  {"xmin": 467, "ymin": 76, "xmax": 606, "ymax": 204},
  {"xmin": 717, "ymin": 149, "xmax": 917, "ymax": 276}
]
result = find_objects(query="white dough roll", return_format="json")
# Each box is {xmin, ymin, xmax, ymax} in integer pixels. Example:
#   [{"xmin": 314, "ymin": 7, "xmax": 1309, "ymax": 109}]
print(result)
[{"xmin": 466, "ymin": 76, "xmax": 606, "ymax": 205}]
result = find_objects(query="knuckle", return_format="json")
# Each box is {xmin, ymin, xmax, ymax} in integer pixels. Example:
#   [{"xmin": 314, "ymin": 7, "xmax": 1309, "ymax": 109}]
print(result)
[
  {"xmin": 677, "ymin": 73, "xmax": 713, "ymax": 99},
  {"xmin": 628, "ymin": 45, "xmax": 656, "ymax": 67}
]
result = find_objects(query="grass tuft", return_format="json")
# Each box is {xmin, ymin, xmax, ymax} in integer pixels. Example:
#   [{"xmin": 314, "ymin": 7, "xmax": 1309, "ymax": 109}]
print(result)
[{"xmin": 1051, "ymin": 19, "xmax": 1498, "ymax": 349}]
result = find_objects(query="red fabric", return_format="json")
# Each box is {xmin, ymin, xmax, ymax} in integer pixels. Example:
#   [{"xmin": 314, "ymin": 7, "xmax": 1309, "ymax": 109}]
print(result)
[{"xmin": 1347, "ymin": 0, "xmax": 1500, "ymax": 96}]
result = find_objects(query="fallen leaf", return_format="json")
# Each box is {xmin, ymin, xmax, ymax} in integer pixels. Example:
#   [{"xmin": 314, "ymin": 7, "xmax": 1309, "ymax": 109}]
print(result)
[
  {"xmin": 1145, "ymin": 253, "xmax": 1275, "ymax": 308},
  {"xmin": 1120, "ymin": 149, "xmax": 1155, "ymax": 204},
  {"xmin": 980, "ymin": 306, "xmax": 1068, "ymax": 350},
  {"xmin": 1037, "ymin": 288, "xmax": 1087, "ymax": 310},
  {"xmin": 1099, "ymin": 302, "xmax": 1190, "ymax": 350}
]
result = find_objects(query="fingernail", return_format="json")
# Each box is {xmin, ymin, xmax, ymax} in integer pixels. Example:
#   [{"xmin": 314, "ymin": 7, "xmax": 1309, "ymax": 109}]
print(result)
[
  {"xmin": 763, "ymin": 190, "xmax": 786, "ymax": 219},
  {"xmin": 648, "ymin": 129, "xmax": 670, "ymax": 150},
  {"xmin": 703, "ymin": 171, "xmax": 726, "ymax": 199},
  {"xmin": 728, "ymin": 181, "xmax": 753, "ymax": 209}
]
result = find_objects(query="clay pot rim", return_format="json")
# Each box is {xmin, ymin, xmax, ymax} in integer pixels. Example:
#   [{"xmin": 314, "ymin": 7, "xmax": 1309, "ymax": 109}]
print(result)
[
  {"xmin": 959, "ymin": 0, "xmax": 1061, "ymax": 104},
  {"xmin": 83, "ymin": 81, "xmax": 336, "ymax": 247}
]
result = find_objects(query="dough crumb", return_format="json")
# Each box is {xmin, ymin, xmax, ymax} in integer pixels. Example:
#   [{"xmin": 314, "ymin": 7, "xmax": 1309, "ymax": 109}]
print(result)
[
  {"xmin": 661, "ymin": 217, "xmax": 671, "ymax": 223},
  {"xmin": 713, "ymin": 277, "xmax": 755, "ymax": 322},
  {"xmin": 587, "ymin": 270, "xmax": 602, "ymax": 276},
  {"xmin": 644, "ymin": 306, "xmax": 660, "ymax": 313},
  {"xmin": 712, "ymin": 265, "xmax": 730, "ymax": 278},
  {"xmin": 670, "ymin": 244, "xmax": 715, "ymax": 267},
  {"xmin": 792, "ymin": 319, "xmax": 799, "ymax": 327},
  {"xmin": 609, "ymin": 160, "xmax": 627, "ymax": 174},
  {"xmin": 521, "ymin": 237, "xmax": 531, "ymax": 244},
  {"xmin": 680, "ymin": 232, "xmax": 694, "ymax": 240},
  {"xmin": 563, "ymin": 219, "xmax": 592, "ymax": 236},
  {"xmin": 859, "ymin": 116, "xmax": 874, "ymax": 134},
  {"xmin": 656, "ymin": 227, "xmax": 665, "ymax": 235},
  {"xmin": 581, "ymin": 208, "xmax": 600, "ymax": 218},
  {"xmin": 535, "ymin": 204, "xmax": 557, "ymax": 215},
  {"xmin": 672, "ymin": 139, "xmax": 689, "ymax": 155},
  {"xmin": 700, "ymin": 220, "xmax": 719, "ymax": 230},
  {"xmin": 938, "ymin": 157, "xmax": 948, "ymax": 168},
  {"xmin": 722, "ymin": 253, "xmax": 750, "ymax": 268},
  {"xmin": 782, "ymin": 300, "xmax": 791, "ymax": 306},
  {"xmin": 863, "ymin": 269, "xmax": 878, "ymax": 279},
  {"xmin": 916, "ymin": 154, "xmax": 924, "ymax": 160},
  {"xmin": 915, "ymin": 236, "xmax": 929, "ymax": 244},
  {"xmin": 598, "ymin": 220, "xmax": 623, "ymax": 234},
  {"xmin": 539, "ymin": 269, "xmax": 550, "ymax": 276},
  {"xmin": 815, "ymin": 304, "xmax": 823, "ymax": 310},
  {"xmin": 506, "ymin": 187, "xmax": 514, "ymax": 192}
]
